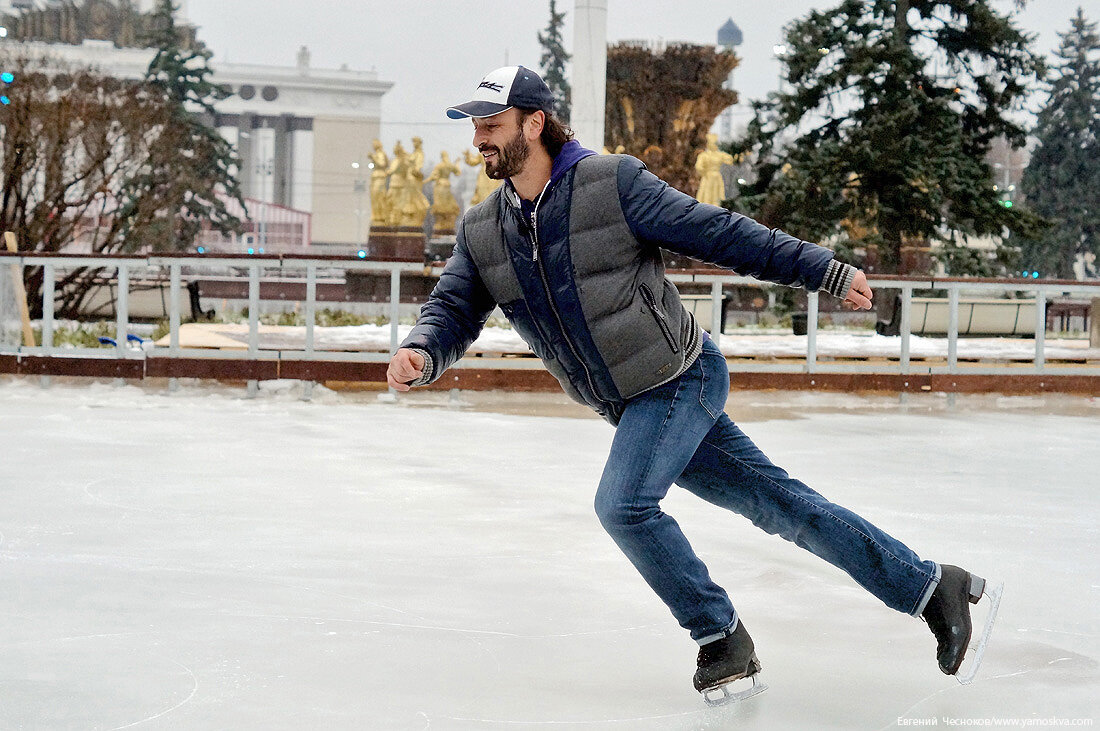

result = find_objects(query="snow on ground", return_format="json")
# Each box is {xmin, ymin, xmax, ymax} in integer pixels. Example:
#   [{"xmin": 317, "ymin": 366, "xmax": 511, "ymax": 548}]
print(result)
[
  {"xmin": 153, "ymin": 321, "xmax": 1100, "ymax": 363},
  {"xmin": 1, "ymin": 378, "xmax": 1097, "ymax": 729}
]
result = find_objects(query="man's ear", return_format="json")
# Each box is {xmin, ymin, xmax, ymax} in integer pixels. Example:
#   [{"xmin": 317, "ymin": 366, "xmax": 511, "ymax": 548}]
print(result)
[{"xmin": 524, "ymin": 109, "xmax": 546, "ymax": 140}]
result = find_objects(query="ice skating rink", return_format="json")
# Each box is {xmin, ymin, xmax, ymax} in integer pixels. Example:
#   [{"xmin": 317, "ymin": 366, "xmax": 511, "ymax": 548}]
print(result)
[{"xmin": 2, "ymin": 378, "xmax": 1097, "ymax": 730}]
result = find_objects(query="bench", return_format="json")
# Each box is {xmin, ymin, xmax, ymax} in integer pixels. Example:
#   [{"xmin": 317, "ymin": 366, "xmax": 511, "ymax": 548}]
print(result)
[{"xmin": 877, "ymin": 297, "xmax": 1040, "ymax": 337}]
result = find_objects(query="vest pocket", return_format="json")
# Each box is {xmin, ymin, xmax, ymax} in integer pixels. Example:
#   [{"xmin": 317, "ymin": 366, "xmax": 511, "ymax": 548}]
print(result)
[{"xmin": 639, "ymin": 284, "xmax": 680, "ymax": 354}]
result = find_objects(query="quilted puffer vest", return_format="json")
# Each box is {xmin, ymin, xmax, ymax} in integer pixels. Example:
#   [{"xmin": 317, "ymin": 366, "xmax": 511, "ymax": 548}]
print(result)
[{"xmin": 461, "ymin": 154, "xmax": 700, "ymax": 407}]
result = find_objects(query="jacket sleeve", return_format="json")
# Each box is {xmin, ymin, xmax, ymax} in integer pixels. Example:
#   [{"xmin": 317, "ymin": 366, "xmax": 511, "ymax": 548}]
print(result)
[
  {"xmin": 616, "ymin": 155, "xmax": 834, "ymax": 290},
  {"xmin": 399, "ymin": 219, "xmax": 497, "ymax": 385}
]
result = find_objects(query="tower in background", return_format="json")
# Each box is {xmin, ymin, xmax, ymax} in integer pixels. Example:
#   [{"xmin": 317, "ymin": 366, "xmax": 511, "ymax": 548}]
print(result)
[{"xmin": 715, "ymin": 17, "xmax": 743, "ymax": 142}]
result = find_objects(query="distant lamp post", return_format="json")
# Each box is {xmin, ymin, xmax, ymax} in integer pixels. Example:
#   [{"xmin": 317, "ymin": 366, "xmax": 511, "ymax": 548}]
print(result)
[
  {"xmin": 992, "ymin": 161, "xmax": 1018, "ymax": 207},
  {"xmin": 773, "ymin": 44, "xmax": 790, "ymax": 91},
  {"xmin": 352, "ymin": 161, "xmax": 366, "ymax": 246}
]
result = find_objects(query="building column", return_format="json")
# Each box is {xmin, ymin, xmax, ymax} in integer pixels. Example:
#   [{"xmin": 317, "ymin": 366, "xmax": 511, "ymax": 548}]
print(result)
[
  {"xmin": 273, "ymin": 114, "xmax": 293, "ymax": 207},
  {"xmin": 237, "ymin": 112, "xmax": 255, "ymax": 200},
  {"xmin": 572, "ymin": 0, "xmax": 607, "ymax": 151}
]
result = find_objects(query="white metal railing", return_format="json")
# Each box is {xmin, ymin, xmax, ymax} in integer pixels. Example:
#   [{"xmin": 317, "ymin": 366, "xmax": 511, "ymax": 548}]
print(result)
[
  {"xmin": 666, "ymin": 272, "xmax": 1099, "ymax": 377},
  {"xmin": 2, "ymin": 253, "xmax": 1099, "ymax": 379},
  {"xmin": 1, "ymin": 254, "xmax": 422, "ymax": 365}
]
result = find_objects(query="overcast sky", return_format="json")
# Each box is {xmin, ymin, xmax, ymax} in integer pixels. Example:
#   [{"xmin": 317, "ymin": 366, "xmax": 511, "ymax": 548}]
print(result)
[{"xmin": 183, "ymin": 0, "xmax": 1088, "ymax": 158}]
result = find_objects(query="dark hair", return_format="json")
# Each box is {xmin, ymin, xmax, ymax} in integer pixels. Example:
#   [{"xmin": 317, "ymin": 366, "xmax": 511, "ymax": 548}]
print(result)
[{"xmin": 519, "ymin": 108, "xmax": 574, "ymax": 158}]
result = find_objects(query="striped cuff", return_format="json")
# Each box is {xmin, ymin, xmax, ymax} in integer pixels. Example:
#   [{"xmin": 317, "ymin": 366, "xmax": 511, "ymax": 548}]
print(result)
[
  {"xmin": 820, "ymin": 259, "xmax": 858, "ymax": 299},
  {"xmin": 406, "ymin": 348, "xmax": 434, "ymax": 387}
]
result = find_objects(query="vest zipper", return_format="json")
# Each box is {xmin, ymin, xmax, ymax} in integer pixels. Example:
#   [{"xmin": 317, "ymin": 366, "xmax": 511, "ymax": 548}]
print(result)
[
  {"xmin": 528, "ymin": 184, "xmax": 612, "ymax": 412},
  {"xmin": 640, "ymin": 283, "xmax": 680, "ymax": 354}
]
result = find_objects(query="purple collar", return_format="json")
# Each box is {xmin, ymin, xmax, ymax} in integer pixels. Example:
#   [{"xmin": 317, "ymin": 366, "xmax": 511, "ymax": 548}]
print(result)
[{"xmin": 507, "ymin": 140, "xmax": 598, "ymax": 204}]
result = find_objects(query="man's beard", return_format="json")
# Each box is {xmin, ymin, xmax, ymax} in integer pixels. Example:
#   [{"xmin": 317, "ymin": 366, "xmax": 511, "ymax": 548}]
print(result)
[{"xmin": 482, "ymin": 127, "xmax": 530, "ymax": 180}]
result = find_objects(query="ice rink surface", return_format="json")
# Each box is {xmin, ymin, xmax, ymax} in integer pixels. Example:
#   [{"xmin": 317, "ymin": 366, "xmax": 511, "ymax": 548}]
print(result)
[{"xmin": 1, "ymin": 378, "xmax": 1097, "ymax": 730}]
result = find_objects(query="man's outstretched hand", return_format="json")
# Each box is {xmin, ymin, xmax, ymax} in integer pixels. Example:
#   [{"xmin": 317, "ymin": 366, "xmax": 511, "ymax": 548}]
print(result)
[
  {"xmin": 844, "ymin": 270, "xmax": 874, "ymax": 310},
  {"xmin": 386, "ymin": 348, "xmax": 425, "ymax": 392}
]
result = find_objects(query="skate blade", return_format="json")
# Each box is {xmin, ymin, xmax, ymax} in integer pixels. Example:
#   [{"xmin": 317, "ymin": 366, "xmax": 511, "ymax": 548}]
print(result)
[
  {"xmin": 955, "ymin": 580, "xmax": 1004, "ymax": 685},
  {"xmin": 701, "ymin": 674, "xmax": 768, "ymax": 707}
]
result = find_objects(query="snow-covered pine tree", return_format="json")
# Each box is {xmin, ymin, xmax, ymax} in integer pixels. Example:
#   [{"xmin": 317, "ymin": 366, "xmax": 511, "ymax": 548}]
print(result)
[
  {"xmin": 1018, "ymin": 8, "xmax": 1100, "ymax": 279},
  {"xmin": 538, "ymin": 0, "xmax": 571, "ymax": 124},
  {"xmin": 116, "ymin": 0, "xmax": 246, "ymax": 252},
  {"xmin": 733, "ymin": 0, "xmax": 1045, "ymax": 275}
]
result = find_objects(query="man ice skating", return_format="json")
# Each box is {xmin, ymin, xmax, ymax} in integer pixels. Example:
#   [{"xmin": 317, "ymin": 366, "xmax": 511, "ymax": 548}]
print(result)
[{"xmin": 386, "ymin": 66, "xmax": 1000, "ymax": 704}]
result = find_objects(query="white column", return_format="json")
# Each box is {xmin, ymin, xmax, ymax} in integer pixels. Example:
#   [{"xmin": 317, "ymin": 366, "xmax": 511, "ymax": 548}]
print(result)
[{"xmin": 572, "ymin": 0, "xmax": 607, "ymax": 151}]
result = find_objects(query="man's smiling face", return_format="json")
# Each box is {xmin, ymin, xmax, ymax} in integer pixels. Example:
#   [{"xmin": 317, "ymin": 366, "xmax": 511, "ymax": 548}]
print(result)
[{"xmin": 471, "ymin": 109, "xmax": 531, "ymax": 180}]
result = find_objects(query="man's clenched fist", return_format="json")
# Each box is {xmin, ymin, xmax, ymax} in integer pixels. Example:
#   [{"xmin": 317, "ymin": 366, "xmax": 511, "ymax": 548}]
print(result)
[
  {"xmin": 844, "ymin": 270, "xmax": 874, "ymax": 311},
  {"xmin": 387, "ymin": 348, "xmax": 425, "ymax": 392}
]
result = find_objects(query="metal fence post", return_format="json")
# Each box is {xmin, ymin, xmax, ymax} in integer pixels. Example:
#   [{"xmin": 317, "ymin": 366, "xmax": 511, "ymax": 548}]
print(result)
[
  {"xmin": 1035, "ymin": 289, "xmax": 1047, "ymax": 371},
  {"xmin": 947, "ymin": 286, "xmax": 959, "ymax": 373},
  {"xmin": 305, "ymin": 264, "xmax": 317, "ymax": 358},
  {"xmin": 900, "ymin": 286, "xmax": 912, "ymax": 375},
  {"xmin": 40, "ymin": 262, "xmax": 55, "ymax": 387},
  {"xmin": 807, "ymin": 290, "xmax": 818, "ymax": 373},
  {"xmin": 115, "ymin": 263, "xmax": 130, "ymax": 359},
  {"xmin": 168, "ymin": 263, "xmax": 181, "ymax": 392},
  {"xmin": 303, "ymin": 263, "xmax": 317, "ymax": 401},
  {"xmin": 389, "ymin": 267, "xmax": 400, "ymax": 356},
  {"xmin": 247, "ymin": 263, "xmax": 260, "ymax": 397},
  {"xmin": 42, "ymin": 262, "xmax": 55, "ymax": 354}
]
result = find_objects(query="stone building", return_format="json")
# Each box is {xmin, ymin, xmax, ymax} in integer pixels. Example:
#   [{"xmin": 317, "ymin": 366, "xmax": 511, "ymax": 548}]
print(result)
[{"xmin": 0, "ymin": 0, "xmax": 393, "ymax": 251}]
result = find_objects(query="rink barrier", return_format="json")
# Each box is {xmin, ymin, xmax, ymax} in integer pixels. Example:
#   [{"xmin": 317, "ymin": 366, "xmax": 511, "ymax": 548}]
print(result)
[{"xmin": 1, "ymin": 252, "xmax": 1099, "ymax": 395}]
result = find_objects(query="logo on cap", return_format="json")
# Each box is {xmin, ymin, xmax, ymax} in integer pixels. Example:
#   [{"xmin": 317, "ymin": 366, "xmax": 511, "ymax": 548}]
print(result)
[{"xmin": 478, "ymin": 81, "xmax": 504, "ymax": 93}]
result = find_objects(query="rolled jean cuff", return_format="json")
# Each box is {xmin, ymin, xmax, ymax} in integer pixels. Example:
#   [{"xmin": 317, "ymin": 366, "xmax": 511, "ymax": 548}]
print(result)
[
  {"xmin": 910, "ymin": 562, "xmax": 943, "ymax": 617},
  {"xmin": 696, "ymin": 614, "xmax": 739, "ymax": 646}
]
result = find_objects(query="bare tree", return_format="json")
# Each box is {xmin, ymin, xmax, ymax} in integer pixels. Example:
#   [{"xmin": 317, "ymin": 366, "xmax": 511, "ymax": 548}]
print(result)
[{"xmin": 0, "ymin": 50, "xmax": 173, "ymax": 317}]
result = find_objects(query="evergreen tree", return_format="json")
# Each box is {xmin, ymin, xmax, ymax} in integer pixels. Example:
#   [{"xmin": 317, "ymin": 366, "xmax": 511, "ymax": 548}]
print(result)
[
  {"xmin": 118, "ymin": 0, "xmax": 245, "ymax": 251},
  {"xmin": 733, "ymin": 0, "xmax": 1045, "ymax": 275},
  {"xmin": 538, "ymin": 0, "xmax": 571, "ymax": 124},
  {"xmin": 1018, "ymin": 8, "xmax": 1100, "ymax": 279}
]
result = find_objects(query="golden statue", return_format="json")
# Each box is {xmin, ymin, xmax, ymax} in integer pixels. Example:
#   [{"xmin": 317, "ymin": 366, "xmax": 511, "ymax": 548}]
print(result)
[
  {"xmin": 464, "ymin": 149, "xmax": 503, "ymax": 205},
  {"xmin": 369, "ymin": 139, "xmax": 391, "ymax": 225},
  {"xmin": 427, "ymin": 152, "xmax": 462, "ymax": 235},
  {"xmin": 406, "ymin": 139, "xmax": 431, "ymax": 225},
  {"xmin": 410, "ymin": 137, "xmax": 426, "ymax": 187},
  {"xmin": 385, "ymin": 141, "xmax": 430, "ymax": 228},
  {"xmin": 694, "ymin": 133, "xmax": 736, "ymax": 206}
]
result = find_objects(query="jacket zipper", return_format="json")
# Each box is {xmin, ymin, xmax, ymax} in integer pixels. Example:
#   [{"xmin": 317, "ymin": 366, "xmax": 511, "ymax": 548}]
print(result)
[
  {"xmin": 529, "ymin": 179, "xmax": 551, "ymax": 262},
  {"xmin": 527, "ymin": 184, "xmax": 612, "ymax": 412},
  {"xmin": 640, "ymin": 283, "xmax": 680, "ymax": 354}
]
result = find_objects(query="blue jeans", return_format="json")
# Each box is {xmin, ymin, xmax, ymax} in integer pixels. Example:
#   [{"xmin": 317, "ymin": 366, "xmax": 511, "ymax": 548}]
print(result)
[{"xmin": 594, "ymin": 339, "xmax": 941, "ymax": 644}]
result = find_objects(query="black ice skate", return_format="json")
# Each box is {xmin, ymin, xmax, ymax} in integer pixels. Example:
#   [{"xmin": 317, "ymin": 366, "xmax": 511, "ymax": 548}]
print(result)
[
  {"xmin": 693, "ymin": 619, "xmax": 768, "ymax": 706},
  {"xmin": 921, "ymin": 564, "xmax": 1004, "ymax": 684}
]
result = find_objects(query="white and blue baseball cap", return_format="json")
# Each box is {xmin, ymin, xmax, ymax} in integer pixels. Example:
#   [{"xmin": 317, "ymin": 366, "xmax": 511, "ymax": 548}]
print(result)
[{"xmin": 446, "ymin": 65, "xmax": 556, "ymax": 120}]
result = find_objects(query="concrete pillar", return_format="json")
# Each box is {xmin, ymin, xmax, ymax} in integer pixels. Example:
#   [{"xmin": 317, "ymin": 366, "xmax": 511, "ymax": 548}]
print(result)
[
  {"xmin": 572, "ymin": 0, "xmax": 607, "ymax": 151},
  {"xmin": 237, "ymin": 112, "xmax": 255, "ymax": 199},
  {"xmin": 273, "ymin": 114, "xmax": 294, "ymax": 207}
]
